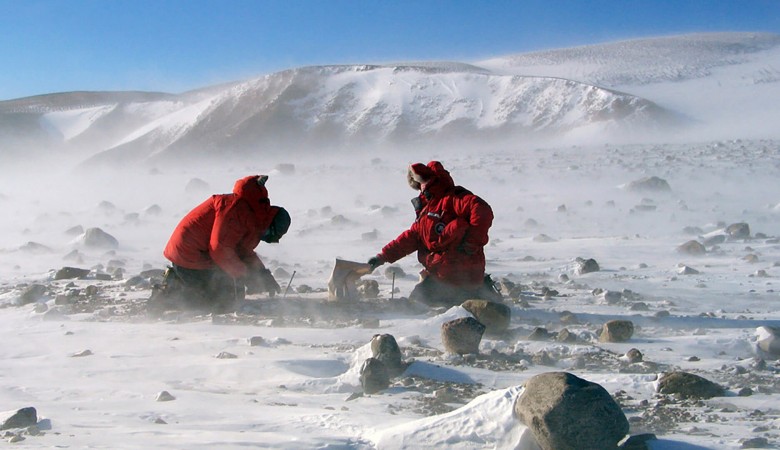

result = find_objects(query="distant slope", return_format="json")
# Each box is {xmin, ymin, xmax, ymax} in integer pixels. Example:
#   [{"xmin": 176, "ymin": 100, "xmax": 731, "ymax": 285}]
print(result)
[
  {"xmin": 478, "ymin": 32, "xmax": 780, "ymax": 87},
  {"xmin": 1, "ymin": 63, "xmax": 677, "ymax": 166},
  {"xmin": 478, "ymin": 32, "xmax": 780, "ymax": 141}
]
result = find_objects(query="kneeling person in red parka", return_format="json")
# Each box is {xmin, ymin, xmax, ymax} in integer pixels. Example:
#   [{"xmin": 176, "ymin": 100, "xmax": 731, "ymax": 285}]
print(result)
[
  {"xmin": 367, "ymin": 161, "xmax": 501, "ymax": 307},
  {"xmin": 157, "ymin": 175, "xmax": 290, "ymax": 312}
]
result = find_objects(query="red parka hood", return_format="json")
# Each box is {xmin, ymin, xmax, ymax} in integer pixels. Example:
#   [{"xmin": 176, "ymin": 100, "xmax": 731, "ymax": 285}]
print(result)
[
  {"xmin": 409, "ymin": 161, "xmax": 455, "ymax": 199},
  {"xmin": 233, "ymin": 175, "xmax": 270, "ymax": 213}
]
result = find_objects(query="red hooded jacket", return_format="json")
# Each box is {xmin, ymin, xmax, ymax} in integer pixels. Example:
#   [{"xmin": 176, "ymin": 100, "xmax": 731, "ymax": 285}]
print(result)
[
  {"xmin": 378, "ymin": 161, "xmax": 493, "ymax": 286},
  {"xmin": 164, "ymin": 175, "xmax": 278, "ymax": 279}
]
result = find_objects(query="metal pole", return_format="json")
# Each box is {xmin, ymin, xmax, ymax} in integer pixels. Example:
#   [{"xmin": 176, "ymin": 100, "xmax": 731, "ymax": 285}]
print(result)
[{"xmin": 283, "ymin": 270, "xmax": 296, "ymax": 298}]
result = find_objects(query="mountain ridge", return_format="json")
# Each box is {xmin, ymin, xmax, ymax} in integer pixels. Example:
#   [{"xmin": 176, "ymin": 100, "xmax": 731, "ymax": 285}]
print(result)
[{"xmin": 2, "ymin": 32, "xmax": 777, "ymax": 166}]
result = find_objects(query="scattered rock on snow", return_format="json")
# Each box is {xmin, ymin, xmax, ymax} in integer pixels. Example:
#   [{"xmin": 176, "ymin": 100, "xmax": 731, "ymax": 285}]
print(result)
[
  {"xmin": 574, "ymin": 257, "xmax": 600, "ymax": 275},
  {"xmin": 677, "ymin": 265, "xmax": 700, "ymax": 275},
  {"xmin": 359, "ymin": 357, "xmax": 389, "ymax": 394},
  {"xmin": 370, "ymin": 334, "xmax": 405, "ymax": 377},
  {"xmin": 514, "ymin": 371, "xmax": 629, "ymax": 450},
  {"xmin": 657, "ymin": 371, "xmax": 725, "ymax": 399},
  {"xmin": 155, "ymin": 391, "xmax": 176, "ymax": 402},
  {"xmin": 215, "ymin": 352, "xmax": 238, "ymax": 359},
  {"xmin": 533, "ymin": 234, "xmax": 557, "ymax": 243},
  {"xmin": 441, "ymin": 317, "xmax": 485, "ymax": 355},
  {"xmin": 726, "ymin": 222, "xmax": 751, "ymax": 239},
  {"xmin": 78, "ymin": 227, "xmax": 119, "ymax": 249},
  {"xmin": 599, "ymin": 320, "xmax": 634, "ymax": 343},
  {"xmin": 15, "ymin": 284, "xmax": 47, "ymax": 306},
  {"xmin": 53, "ymin": 267, "xmax": 91, "ymax": 280},
  {"xmin": 248, "ymin": 336, "xmax": 265, "ymax": 346},
  {"xmin": 623, "ymin": 348, "xmax": 643, "ymax": 363},
  {"xmin": 0, "ymin": 407, "xmax": 37, "ymax": 431},
  {"xmin": 460, "ymin": 299, "xmax": 511, "ymax": 335},
  {"xmin": 677, "ymin": 240, "xmax": 706, "ymax": 255},
  {"xmin": 756, "ymin": 326, "xmax": 780, "ymax": 358},
  {"xmin": 625, "ymin": 176, "xmax": 671, "ymax": 193}
]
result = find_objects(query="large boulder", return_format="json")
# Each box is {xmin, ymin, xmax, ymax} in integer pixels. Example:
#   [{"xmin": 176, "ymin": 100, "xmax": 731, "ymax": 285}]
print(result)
[
  {"xmin": 80, "ymin": 227, "xmax": 119, "ymax": 249},
  {"xmin": 514, "ymin": 372, "xmax": 629, "ymax": 450},
  {"xmin": 460, "ymin": 299, "xmax": 511, "ymax": 334},
  {"xmin": 0, "ymin": 407, "xmax": 37, "ymax": 430},
  {"xmin": 725, "ymin": 222, "xmax": 750, "ymax": 239},
  {"xmin": 574, "ymin": 257, "xmax": 600, "ymax": 275},
  {"xmin": 441, "ymin": 317, "xmax": 485, "ymax": 354},
  {"xmin": 657, "ymin": 371, "xmax": 725, "ymax": 399},
  {"xmin": 756, "ymin": 326, "xmax": 780, "ymax": 358},
  {"xmin": 599, "ymin": 320, "xmax": 635, "ymax": 343},
  {"xmin": 676, "ymin": 240, "xmax": 706, "ymax": 256},
  {"xmin": 359, "ymin": 357, "xmax": 389, "ymax": 394},
  {"xmin": 370, "ymin": 334, "xmax": 405, "ymax": 377}
]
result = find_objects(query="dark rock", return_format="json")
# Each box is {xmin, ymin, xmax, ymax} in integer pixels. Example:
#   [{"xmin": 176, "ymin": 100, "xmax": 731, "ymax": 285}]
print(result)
[
  {"xmin": 0, "ymin": 407, "xmax": 37, "ymax": 430},
  {"xmin": 514, "ymin": 372, "xmax": 629, "ymax": 450},
  {"xmin": 741, "ymin": 437, "xmax": 769, "ymax": 448},
  {"xmin": 556, "ymin": 328, "xmax": 577, "ymax": 343},
  {"xmin": 441, "ymin": 317, "xmax": 485, "ymax": 354},
  {"xmin": 757, "ymin": 326, "xmax": 780, "ymax": 358},
  {"xmin": 677, "ymin": 240, "xmax": 706, "ymax": 255},
  {"xmin": 624, "ymin": 348, "xmax": 643, "ymax": 363},
  {"xmin": 460, "ymin": 299, "xmax": 511, "ymax": 334},
  {"xmin": 625, "ymin": 176, "xmax": 671, "ymax": 193},
  {"xmin": 359, "ymin": 279, "xmax": 380, "ymax": 298},
  {"xmin": 54, "ymin": 267, "xmax": 91, "ymax": 280},
  {"xmin": 528, "ymin": 327, "xmax": 552, "ymax": 341},
  {"xmin": 726, "ymin": 222, "xmax": 751, "ymax": 239},
  {"xmin": 600, "ymin": 320, "xmax": 634, "ymax": 343},
  {"xmin": 702, "ymin": 234, "xmax": 726, "ymax": 246},
  {"xmin": 81, "ymin": 227, "xmax": 119, "ymax": 249},
  {"xmin": 17, "ymin": 284, "xmax": 47, "ymax": 305},
  {"xmin": 383, "ymin": 265, "xmax": 406, "ymax": 280},
  {"xmin": 574, "ymin": 257, "xmax": 600, "ymax": 275},
  {"xmin": 359, "ymin": 357, "xmax": 389, "ymax": 394},
  {"xmin": 657, "ymin": 371, "xmax": 725, "ymax": 399},
  {"xmin": 370, "ymin": 334, "xmax": 405, "ymax": 377}
]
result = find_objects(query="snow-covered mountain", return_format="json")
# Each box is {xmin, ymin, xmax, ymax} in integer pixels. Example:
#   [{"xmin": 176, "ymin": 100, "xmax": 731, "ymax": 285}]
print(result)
[
  {"xmin": 1, "ymin": 32, "xmax": 778, "ymax": 166},
  {"xmin": 479, "ymin": 32, "xmax": 780, "ymax": 141}
]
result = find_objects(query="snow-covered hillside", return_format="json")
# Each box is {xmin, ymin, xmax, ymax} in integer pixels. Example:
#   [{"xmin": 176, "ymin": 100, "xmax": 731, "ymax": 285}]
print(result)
[{"xmin": 479, "ymin": 32, "xmax": 780, "ymax": 141}]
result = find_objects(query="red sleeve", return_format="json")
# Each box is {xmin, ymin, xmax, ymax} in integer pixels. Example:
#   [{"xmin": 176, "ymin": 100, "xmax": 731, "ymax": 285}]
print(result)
[
  {"xmin": 209, "ymin": 204, "xmax": 251, "ymax": 279},
  {"xmin": 379, "ymin": 224, "xmax": 420, "ymax": 263},
  {"xmin": 457, "ymin": 195, "xmax": 493, "ymax": 253}
]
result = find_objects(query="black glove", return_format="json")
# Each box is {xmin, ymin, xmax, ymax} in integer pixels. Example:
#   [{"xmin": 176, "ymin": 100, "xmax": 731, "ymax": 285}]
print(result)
[
  {"xmin": 368, "ymin": 256, "xmax": 385, "ymax": 271},
  {"xmin": 245, "ymin": 268, "xmax": 281, "ymax": 296}
]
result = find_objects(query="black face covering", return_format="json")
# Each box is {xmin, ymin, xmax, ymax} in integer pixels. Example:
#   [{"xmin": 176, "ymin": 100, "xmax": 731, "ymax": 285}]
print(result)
[{"xmin": 261, "ymin": 207, "xmax": 291, "ymax": 243}]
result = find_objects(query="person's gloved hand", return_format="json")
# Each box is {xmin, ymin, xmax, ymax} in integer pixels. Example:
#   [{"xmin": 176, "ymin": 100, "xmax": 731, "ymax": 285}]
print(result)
[
  {"xmin": 258, "ymin": 268, "xmax": 281, "ymax": 296},
  {"xmin": 245, "ymin": 268, "xmax": 281, "ymax": 296},
  {"xmin": 367, "ymin": 256, "xmax": 385, "ymax": 271}
]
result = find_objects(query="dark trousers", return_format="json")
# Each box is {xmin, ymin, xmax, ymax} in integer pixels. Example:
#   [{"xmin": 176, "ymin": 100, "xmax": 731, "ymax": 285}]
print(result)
[
  {"xmin": 409, "ymin": 274, "xmax": 502, "ymax": 308},
  {"xmin": 169, "ymin": 264, "xmax": 245, "ymax": 310}
]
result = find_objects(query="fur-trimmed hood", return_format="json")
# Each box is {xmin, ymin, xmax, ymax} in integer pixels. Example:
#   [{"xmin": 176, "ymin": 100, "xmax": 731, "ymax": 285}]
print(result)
[{"xmin": 407, "ymin": 161, "xmax": 454, "ymax": 198}]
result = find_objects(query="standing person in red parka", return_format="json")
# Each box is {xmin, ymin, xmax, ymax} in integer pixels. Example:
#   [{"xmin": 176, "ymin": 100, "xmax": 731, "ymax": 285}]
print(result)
[
  {"xmin": 151, "ymin": 175, "xmax": 291, "ymax": 313},
  {"xmin": 367, "ymin": 161, "xmax": 501, "ymax": 307}
]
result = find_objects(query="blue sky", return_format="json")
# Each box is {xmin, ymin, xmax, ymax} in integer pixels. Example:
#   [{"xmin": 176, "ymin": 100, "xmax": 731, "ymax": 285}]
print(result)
[{"xmin": 1, "ymin": 0, "xmax": 778, "ymax": 101}]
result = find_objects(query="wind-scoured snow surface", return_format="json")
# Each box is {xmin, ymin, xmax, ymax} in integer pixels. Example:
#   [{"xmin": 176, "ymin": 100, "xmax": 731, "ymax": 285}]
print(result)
[{"xmin": 1, "ymin": 32, "xmax": 780, "ymax": 449}]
